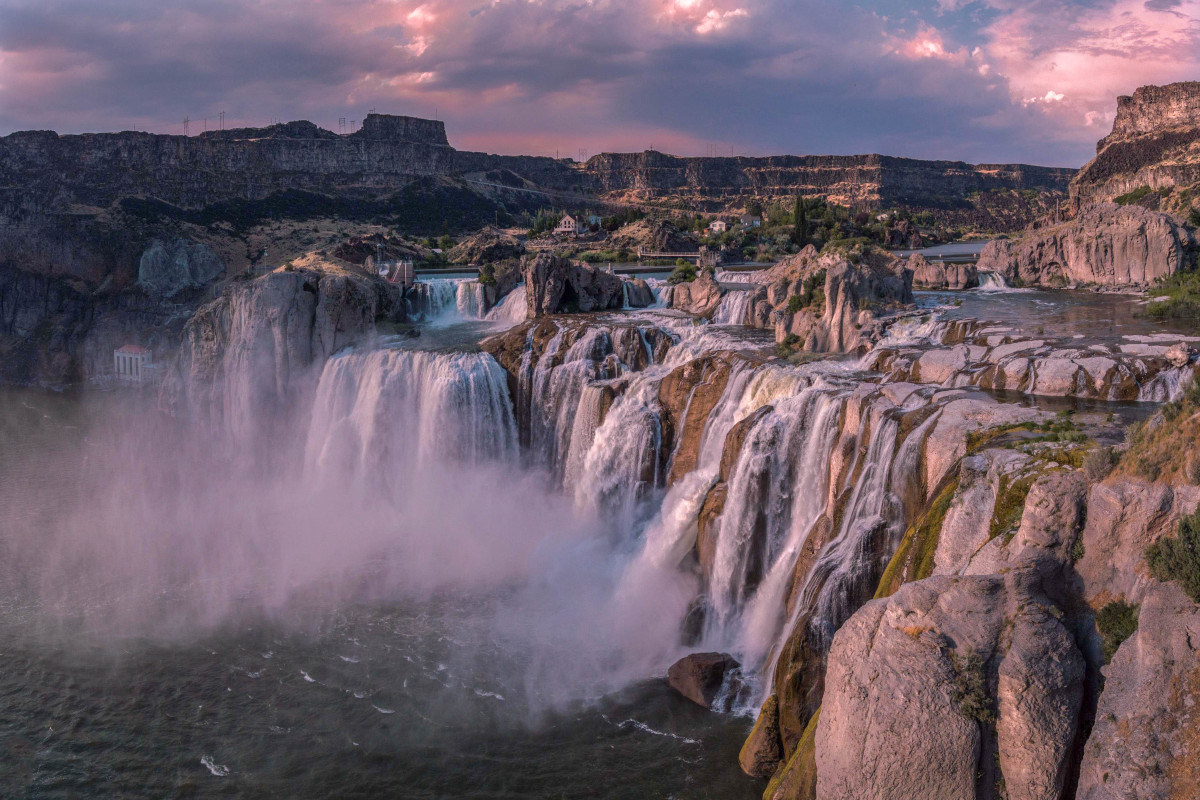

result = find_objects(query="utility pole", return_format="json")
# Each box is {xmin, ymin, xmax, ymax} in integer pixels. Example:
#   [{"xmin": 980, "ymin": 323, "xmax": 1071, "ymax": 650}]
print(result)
[
  {"xmin": 183, "ymin": 116, "xmax": 189, "ymax": 136},
  {"xmin": 219, "ymin": 110, "xmax": 225, "ymax": 130}
]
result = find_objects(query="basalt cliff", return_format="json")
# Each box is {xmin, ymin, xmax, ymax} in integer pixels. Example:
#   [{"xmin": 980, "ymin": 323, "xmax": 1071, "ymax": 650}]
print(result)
[{"xmin": 978, "ymin": 81, "xmax": 1200, "ymax": 288}]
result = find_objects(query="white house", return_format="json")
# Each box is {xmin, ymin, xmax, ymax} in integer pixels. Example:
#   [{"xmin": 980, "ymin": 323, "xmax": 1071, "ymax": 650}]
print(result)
[
  {"xmin": 739, "ymin": 214, "xmax": 762, "ymax": 228},
  {"xmin": 708, "ymin": 220, "xmax": 728, "ymax": 234},
  {"xmin": 555, "ymin": 214, "xmax": 585, "ymax": 235},
  {"xmin": 114, "ymin": 344, "xmax": 151, "ymax": 384}
]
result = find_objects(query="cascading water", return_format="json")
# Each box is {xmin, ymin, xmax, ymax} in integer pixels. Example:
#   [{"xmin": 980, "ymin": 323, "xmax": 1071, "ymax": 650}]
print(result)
[
  {"xmin": 712, "ymin": 290, "xmax": 755, "ymax": 325},
  {"xmin": 409, "ymin": 278, "xmax": 470, "ymax": 322},
  {"xmin": 305, "ymin": 348, "xmax": 519, "ymax": 483},
  {"xmin": 456, "ymin": 280, "xmax": 488, "ymax": 319},
  {"xmin": 977, "ymin": 271, "xmax": 1011, "ymax": 291},
  {"xmin": 485, "ymin": 284, "xmax": 528, "ymax": 326}
]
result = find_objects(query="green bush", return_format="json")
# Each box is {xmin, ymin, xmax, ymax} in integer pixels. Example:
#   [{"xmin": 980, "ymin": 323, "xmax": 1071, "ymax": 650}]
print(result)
[
  {"xmin": 667, "ymin": 263, "xmax": 698, "ymax": 285},
  {"xmin": 1095, "ymin": 600, "xmax": 1139, "ymax": 663},
  {"xmin": 950, "ymin": 650, "xmax": 995, "ymax": 724},
  {"xmin": 1143, "ymin": 271, "xmax": 1200, "ymax": 321},
  {"xmin": 1114, "ymin": 186, "xmax": 1153, "ymax": 206},
  {"xmin": 1145, "ymin": 511, "xmax": 1200, "ymax": 601}
]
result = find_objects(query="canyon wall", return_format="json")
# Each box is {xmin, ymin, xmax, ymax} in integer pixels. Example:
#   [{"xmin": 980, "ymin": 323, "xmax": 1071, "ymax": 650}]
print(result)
[{"xmin": 1073, "ymin": 81, "xmax": 1200, "ymax": 206}]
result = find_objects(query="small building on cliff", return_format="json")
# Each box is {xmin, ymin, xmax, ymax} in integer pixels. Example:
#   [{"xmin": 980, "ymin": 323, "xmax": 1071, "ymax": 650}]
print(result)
[{"xmin": 114, "ymin": 344, "xmax": 153, "ymax": 385}]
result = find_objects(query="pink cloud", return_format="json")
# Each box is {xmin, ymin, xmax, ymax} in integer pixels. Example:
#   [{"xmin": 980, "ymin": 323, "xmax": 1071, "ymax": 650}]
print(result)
[{"xmin": 978, "ymin": 0, "xmax": 1200, "ymax": 139}]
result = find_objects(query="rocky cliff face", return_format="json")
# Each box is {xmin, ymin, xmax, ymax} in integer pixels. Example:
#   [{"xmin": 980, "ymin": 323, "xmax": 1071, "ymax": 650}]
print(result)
[
  {"xmin": 909, "ymin": 253, "xmax": 977, "ymax": 290},
  {"xmin": 580, "ymin": 151, "xmax": 1073, "ymax": 216},
  {"xmin": 161, "ymin": 256, "xmax": 403, "ymax": 446},
  {"xmin": 1073, "ymin": 81, "xmax": 1200, "ymax": 206},
  {"xmin": 976, "ymin": 202, "xmax": 1193, "ymax": 288},
  {"xmin": 522, "ymin": 253, "xmax": 624, "ymax": 316}
]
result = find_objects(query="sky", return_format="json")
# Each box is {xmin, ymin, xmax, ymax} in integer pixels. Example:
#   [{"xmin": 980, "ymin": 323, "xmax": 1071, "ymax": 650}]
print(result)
[{"xmin": 1, "ymin": 0, "xmax": 1198, "ymax": 167}]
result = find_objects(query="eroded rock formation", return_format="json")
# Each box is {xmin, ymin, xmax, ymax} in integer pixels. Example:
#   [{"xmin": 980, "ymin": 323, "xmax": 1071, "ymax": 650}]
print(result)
[
  {"xmin": 976, "ymin": 203, "xmax": 1193, "ymax": 288},
  {"xmin": 522, "ymin": 253, "xmax": 624, "ymax": 316}
]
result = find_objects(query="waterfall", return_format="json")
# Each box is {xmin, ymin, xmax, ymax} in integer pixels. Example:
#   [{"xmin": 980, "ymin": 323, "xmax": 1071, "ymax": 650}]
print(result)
[
  {"xmin": 456, "ymin": 280, "xmax": 488, "ymax": 319},
  {"xmin": 408, "ymin": 278, "xmax": 468, "ymax": 322},
  {"xmin": 726, "ymin": 390, "xmax": 845, "ymax": 670},
  {"xmin": 787, "ymin": 406, "xmax": 903, "ymax": 651},
  {"xmin": 305, "ymin": 348, "xmax": 518, "ymax": 486},
  {"xmin": 484, "ymin": 284, "xmax": 528, "ymax": 326},
  {"xmin": 716, "ymin": 269, "xmax": 756, "ymax": 283},
  {"xmin": 976, "ymin": 271, "xmax": 1011, "ymax": 291},
  {"xmin": 713, "ymin": 290, "xmax": 755, "ymax": 325}
]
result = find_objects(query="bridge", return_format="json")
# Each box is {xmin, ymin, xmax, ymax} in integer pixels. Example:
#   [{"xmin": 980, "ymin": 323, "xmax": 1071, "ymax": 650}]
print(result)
[{"xmin": 636, "ymin": 247, "xmax": 722, "ymax": 267}]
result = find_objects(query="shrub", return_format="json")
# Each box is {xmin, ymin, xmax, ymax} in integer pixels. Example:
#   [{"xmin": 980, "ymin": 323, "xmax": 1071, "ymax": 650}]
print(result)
[
  {"xmin": 1083, "ymin": 446, "xmax": 1116, "ymax": 482},
  {"xmin": 1114, "ymin": 186, "xmax": 1153, "ymax": 206},
  {"xmin": 990, "ymin": 471, "xmax": 1037, "ymax": 541},
  {"xmin": 1145, "ymin": 511, "xmax": 1200, "ymax": 602},
  {"xmin": 667, "ymin": 263, "xmax": 698, "ymax": 285},
  {"xmin": 478, "ymin": 264, "xmax": 496, "ymax": 286},
  {"xmin": 950, "ymin": 650, "xmax": 995, "ymax": 724},
  {"xmin": 1143, "ymin": 271, "xmax": 1200, "ymax": 321},
  {"xmin": 1095, "ymin": 600, "xmax": 1139, "ymax": 663}
]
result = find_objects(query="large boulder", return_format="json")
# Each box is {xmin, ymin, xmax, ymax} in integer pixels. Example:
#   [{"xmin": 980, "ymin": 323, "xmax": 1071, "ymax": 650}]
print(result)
[
  {"xmin": 909, "ymin": 253, "xmax": 977, "ymax": 290},
  {"xmin": 816, "ymin": 563, "xmax": 1086, "ymax": 800},
  {"xmin": 522, "ymin": 253, "xmax": 624, "ymax": 316},
  {"xmin": 668, "ymin": 270, "xmax": 723, "ymax": 317},
  {"xmin": 137, "ymin": 238, "xmax": 224, "ymax": 297},
  {"xmin": 976, "ymin": 203, "xmax": 1193, "ymax": 288},
  {"xmin": 623, "ymin": 277, "xmax": 656, "ymax": 309},
  {"xmin": 666, "ymin": 652, "xmax": 746, "ymax": 710}
]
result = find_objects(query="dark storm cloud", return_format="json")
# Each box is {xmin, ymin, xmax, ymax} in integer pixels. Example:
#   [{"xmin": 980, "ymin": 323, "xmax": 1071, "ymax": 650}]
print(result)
[{"xmin": 1, "ymin": 0, "xmax": 1198, "ymax": 166}]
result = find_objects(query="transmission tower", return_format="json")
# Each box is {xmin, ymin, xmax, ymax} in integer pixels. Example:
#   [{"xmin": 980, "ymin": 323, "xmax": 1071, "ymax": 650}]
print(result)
[
  {"xmin": 219, "ymin": 111, "xmax": 225, "ymax": 130},
  {"xmin": 339, "ymin": 117, "xmax": 346, "ymax": 135},
  {"xmin": 183, "ymin": 116, "xmax": 190, "ymax": 136}
]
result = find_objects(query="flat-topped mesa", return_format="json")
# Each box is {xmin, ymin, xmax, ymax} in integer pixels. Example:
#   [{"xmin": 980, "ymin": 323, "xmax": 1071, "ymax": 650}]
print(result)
[
  {"xmin": 353, "ymin": 114, "xmax": 450, "ymax": 146},
  {"xmin": 579, "ymin": 151, "xmax": 1073, "ymax": 211},
  {"xmin": 1099, "ymin": 81, "xmax": 1200, "ymax": 150}
]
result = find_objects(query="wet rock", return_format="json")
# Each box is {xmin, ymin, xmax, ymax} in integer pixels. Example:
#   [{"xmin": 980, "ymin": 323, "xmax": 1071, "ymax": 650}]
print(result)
[
  {"xmin": 623, "ymin": 277, "xmax": 655, "ymax": 309},
  {"xmin": 667, "ymin": 652, "xmax": 746, "ymax": 711},
  {"xmin": 977, "ymin": 203, "xmax": 1192, "ymax": 288},
  {"xmin": 137, "ymin": 238, "xmax": 224, "ymax": 297},
  {"xmin": 816, "ymin": 563, "xmax": 1085, "ymax": 800},
  {"xmin": 522, "ymin": 253, "xmax": 624, "ymax": 316},
  {"xmin": 668, "ymin": 270, "xmax": 723, "ymax": 317},
  {"xmin": 740, "ymin": 695, "xmax": 784, "ymax": 777},
  {"xmin": 909, "ymin": 253, "xmax": 977, "ymax": 290}
]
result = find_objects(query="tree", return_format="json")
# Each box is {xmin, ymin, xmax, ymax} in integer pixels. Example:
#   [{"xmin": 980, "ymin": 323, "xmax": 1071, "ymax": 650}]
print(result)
[{"xmin": 792, "ymin": 196, "xmax": 809, "ymax": 248}]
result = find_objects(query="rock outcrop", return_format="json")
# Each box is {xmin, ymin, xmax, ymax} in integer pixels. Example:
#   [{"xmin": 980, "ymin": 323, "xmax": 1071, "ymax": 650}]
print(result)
[
  {"xmin": 522, "ymin": 253, "xmax": 624, "ymax": 316},
  {"xmin": 770, "ymin": 251, "xmax": 914, "ymax": 354},
  {"xmin": 448, "ymin": 226, "xmax": 524, "ymax": 265},
  {"xmin": 162, "ymin": 256, "xmax": 403, "ymax": 445},
  {"xmin": 1077, "ymin": 583, "xmax": 1200, "ymax": 800},
  {"xmin": 666, "ymin": 652, "xmax": 745, "ymax": 711},
  {"xmin": 975, "ymin": 203, "xmax": 1193, "ymax": 288},
  {"xmin": 607, "ymin": 218, "xmax": 697, "ymax": 254},
  {"xmin": 622, "ymin": 277, "xmax": 656, "ymax": 309},
  {"xmin": 817, "ymin": 563, "xmax": 1086, "ymax": 800},
  {"xmin": 1073, "ymin": 81, "xmax": 1200, "ymax": 206},
  {"xmin": 908, "ymin": 253, "xmax": 977, "ymax": 290},
  {"xmin": 137, "ymin": 238, "xmax": 225, "ymax": 297},
  {"xmin": 667, "ymin": 270, "xmax": 723, "ymax": 317}
]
